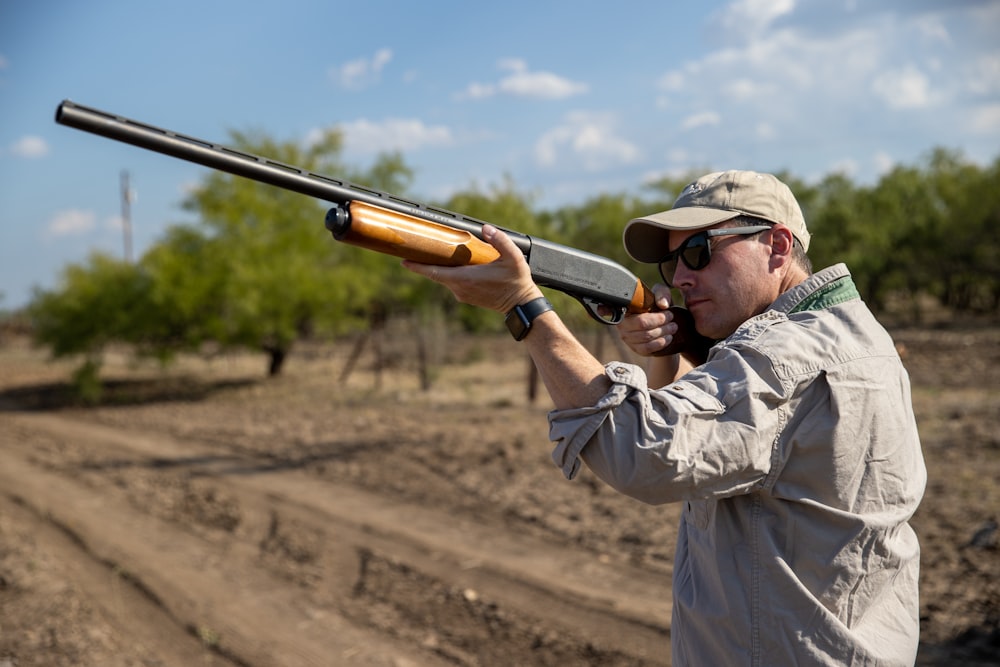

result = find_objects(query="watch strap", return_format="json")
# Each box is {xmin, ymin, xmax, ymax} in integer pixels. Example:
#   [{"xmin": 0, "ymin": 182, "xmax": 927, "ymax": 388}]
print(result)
[{"xmin": 505, "ymin": 297, "xmax": 554, "ymax": 341}]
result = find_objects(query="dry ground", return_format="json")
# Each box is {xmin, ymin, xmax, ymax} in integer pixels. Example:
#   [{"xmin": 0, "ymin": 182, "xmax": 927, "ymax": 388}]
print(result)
[{"xmin": 0, "ymin": 321, "xmax": 997, "ymax": 666}]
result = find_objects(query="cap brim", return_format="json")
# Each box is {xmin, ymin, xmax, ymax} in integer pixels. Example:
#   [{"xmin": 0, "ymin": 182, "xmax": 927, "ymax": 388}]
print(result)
[{"xmin": 623, "ymin": 207, "xmax": 740, "ymax": 263}]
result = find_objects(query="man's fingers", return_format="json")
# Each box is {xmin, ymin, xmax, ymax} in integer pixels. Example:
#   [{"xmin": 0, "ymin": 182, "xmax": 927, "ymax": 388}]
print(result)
[
  {"xmin": 401, "ymin": 259, "xmax": 447, "ymax": 282},
  {"xmin": 614, "ymin": 306, "xmax": 683, "ymax": 358},
  {"xmin": 481, "ymin": 224, "xmax": 523, "ymax": 263},
  {"xmin": 652, "ymin": 283, "xmax": 673, "ymax": 311},
  {"xmin": 401, "ymin": 224, "xmax": 541, "ymax": 313}
]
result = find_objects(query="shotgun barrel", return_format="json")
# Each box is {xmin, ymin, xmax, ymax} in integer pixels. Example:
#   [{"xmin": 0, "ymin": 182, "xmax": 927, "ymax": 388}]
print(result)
[{"xmin": 55, "ymin": 100, "xmax": 700, "ymax": 350}]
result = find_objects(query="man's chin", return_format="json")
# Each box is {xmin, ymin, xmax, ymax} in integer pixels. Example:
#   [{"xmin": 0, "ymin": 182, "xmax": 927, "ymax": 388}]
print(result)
[
  {"xmin": 687, "ymin": 303, "xmax": 712, "ymax": 334},
  {"xmin": 690, "ymin": 309, "xmax": 730, "ymax": 341}
]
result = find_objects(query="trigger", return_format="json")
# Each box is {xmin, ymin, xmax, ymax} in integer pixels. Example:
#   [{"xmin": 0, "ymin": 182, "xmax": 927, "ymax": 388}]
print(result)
[{"xmin": 581, "ymin": 298, "xmax": 625, "ymax": 325}]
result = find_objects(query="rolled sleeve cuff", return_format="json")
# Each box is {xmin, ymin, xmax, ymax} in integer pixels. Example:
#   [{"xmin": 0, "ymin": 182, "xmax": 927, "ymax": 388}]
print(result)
[{"xmin": 549, "ymin": 362, "xmax": 649, "ymax": 479}]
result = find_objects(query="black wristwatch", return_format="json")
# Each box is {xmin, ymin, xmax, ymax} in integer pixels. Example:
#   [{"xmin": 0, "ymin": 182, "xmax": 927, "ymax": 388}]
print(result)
[{"xmin": 505, "ymin": 297, "xmax": 554, "ymax": 341}]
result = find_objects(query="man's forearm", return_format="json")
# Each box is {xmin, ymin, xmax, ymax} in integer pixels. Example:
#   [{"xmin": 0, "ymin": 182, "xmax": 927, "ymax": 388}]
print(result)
[
  {"xmin": 523, "ymin": 312, "xmax": 690, "ymax": 408},
  {"xmin": 524, "ymin": 311, "xmax": 612, "ymax": 411}
]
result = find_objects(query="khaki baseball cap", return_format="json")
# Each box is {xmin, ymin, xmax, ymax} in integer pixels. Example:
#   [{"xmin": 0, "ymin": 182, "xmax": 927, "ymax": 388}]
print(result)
[{"xmin": 623, "ymin": 170, "xmax": 810, "ymax": 262}]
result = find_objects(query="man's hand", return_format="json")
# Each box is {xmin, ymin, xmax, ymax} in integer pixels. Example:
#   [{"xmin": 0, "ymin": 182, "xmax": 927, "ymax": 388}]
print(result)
[
  {"xmin": 616, "ymin": 284, "xmax": 694, "ymax": 387},
  {"xmin": 616, "ymin": 284, "xmax": 680, "ymax": 357},
  {"xmin": 402, "ymin": 224, "xmax": 542, "ymax": 313}
]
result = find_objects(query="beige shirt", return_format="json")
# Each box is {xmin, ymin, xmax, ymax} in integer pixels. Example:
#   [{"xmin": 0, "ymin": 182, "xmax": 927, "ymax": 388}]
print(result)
[{"xmin": 549, "ymin": 264, "xmax": 926, "ymax": 666}]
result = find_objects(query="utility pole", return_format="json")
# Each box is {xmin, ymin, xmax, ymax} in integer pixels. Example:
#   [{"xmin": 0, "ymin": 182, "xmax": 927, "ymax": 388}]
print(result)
[{"xmin": 120, "ymin": 170, "xmax": 133, "ymax": 263}]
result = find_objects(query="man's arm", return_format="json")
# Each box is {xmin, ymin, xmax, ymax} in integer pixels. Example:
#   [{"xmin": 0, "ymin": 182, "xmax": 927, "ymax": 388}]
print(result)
[
  {"xmin": 404, "ymin": 225, "xmax": 698, "ymax": 408},
  {"xmin": 520, "ymin": 310, "xmax": 612, "ymax": 410},
  {"xmin": 404, "ymin": 225, "xmax": 611, "ymax": 410}
]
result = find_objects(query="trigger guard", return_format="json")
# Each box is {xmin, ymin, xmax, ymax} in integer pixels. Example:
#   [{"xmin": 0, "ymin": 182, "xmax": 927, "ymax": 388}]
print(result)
[{"xmin": 581, "ymin": 298, "xmax": 625, "ymax": 325}]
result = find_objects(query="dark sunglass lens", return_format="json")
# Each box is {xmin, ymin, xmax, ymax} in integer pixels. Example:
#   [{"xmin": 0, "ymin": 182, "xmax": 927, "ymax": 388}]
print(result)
[
  {"xmin": 682, "ymin": 241, "xmax": 710, "ymax": 270},
  {"xmin": 680, "ymin": 234, "xmax": 711, "ymax": 271},
  {"xmin": 659, "ymin": 257, "xmax": 678, "ymax": 286}
]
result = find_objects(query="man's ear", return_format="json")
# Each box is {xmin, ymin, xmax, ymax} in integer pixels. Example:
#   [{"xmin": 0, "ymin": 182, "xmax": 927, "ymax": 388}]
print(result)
[
  {"xmin": 771, "ymin": 224, "xmax": 795, "ymax": 255},
  {"xmin": 768, "ymin": 224, "xmax": 795, "ymax": 266}
]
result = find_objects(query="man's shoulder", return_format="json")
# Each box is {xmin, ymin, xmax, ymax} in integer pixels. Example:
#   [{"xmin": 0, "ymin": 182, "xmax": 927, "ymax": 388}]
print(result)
[{"xmin": 721, "ymin": 288, "xmax": 897, "ymax": 379}]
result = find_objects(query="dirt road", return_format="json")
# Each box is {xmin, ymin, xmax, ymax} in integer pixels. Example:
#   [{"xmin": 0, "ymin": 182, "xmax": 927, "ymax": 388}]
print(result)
[{"xmin": 1, "ymin": 326, "xmax": 997, "ymax": 665}]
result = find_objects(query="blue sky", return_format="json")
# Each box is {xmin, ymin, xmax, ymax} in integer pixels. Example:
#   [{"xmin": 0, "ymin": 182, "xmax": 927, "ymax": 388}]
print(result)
[{"xmin": 1, "ymin": 0, "xmax": 998, "ymax": 309}]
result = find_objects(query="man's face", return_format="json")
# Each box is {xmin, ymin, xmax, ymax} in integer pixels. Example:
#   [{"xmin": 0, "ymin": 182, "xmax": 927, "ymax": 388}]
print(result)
[{"xmin": 666, "ymin": 223, "xmax": 778, "ymax": 339}]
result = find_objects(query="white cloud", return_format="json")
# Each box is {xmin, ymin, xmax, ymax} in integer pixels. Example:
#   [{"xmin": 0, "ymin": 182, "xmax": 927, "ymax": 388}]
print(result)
[
  {"xmin": 969, "ymin": 104, "xmax": 1000, "ymax": 134},
  {"xmin": 656, "ymin": 27, "xmax": 860, "ymax": 108},
  {"xmin": 336, "ymin": 118, "xmax": 454, "ymax": 154},
  {"xmin": 647, "ymin": 0, "xmax": 998, "ymax": 183},
  {"xmin": 460, "ymin": 82, "xmax": 496, "ymax": 100},
  {"xmin": 657, "ymin": 71, "xmax": 685, "ymax": 92},
  {"xmin": 329, "ymin": 48, "xmax": 393, "ymax": 89},
  {"xmin": 872, "ymin": 65, "xmax": 932, "ymax": 110},
  {"xmin": 658, "ymin": 3, "xmax": 967, "ymax": 116},
  {"xmin": 680, "ymin": 111, "xmax": 722, "ymax": 131},
  {"xmin": 710, "ymin": 0, "xmax": 795, "ymax": 39},
  {"xmin": 534, "ymin": 112, "xmax": 638, "ymax": 171},
  {"xmin": 10, "ymin": 135, "xmax": 49, "ymax": 158},
  {"xmin": 46, "ymin": 209, "xmax": 95, "ymax": 238},
  {"xmin": 457, "ymin": 59, "xmax": 588, "ymax": 101},
  {"xmin": 964, "ymin": 54, "xmax": 1000, "ymax": 96},
  {"xmin": 756, "ymin": 122, "xmax": 776, "ymax": 140},
  {"xmin": 724, "ymin": 78, "xmax": 777, "ymax": 101},
  {"xmin": 873, "ymin": 151, "xmax": 895, "ymax": 175},
  {"xmin": 914, "ymin": 15, "xmax": 951, "ymax": 45}
]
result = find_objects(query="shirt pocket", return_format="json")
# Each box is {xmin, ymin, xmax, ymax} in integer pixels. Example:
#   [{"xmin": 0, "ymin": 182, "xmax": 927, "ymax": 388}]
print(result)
[{"xmin": 660, "ymin": 380, "xmax": 726, "ymax": 415}]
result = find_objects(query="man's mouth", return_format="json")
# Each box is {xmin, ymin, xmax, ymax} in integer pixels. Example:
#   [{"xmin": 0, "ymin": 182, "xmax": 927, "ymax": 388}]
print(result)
[{"xmin": 684, "ymin": 296, "xmax": 708, "ymax": 311}]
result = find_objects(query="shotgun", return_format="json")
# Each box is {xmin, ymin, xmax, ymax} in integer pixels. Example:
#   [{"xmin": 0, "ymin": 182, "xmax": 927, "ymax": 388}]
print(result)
[{"xmin": 55, "ymin": 100, "xmax": 710, "ymax": 361}]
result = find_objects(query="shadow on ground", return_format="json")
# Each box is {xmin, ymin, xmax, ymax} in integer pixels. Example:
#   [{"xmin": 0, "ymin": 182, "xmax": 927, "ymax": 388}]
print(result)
[{"xmin": 0, "ymin": 377, "xmax": 258, "ymax": 411}]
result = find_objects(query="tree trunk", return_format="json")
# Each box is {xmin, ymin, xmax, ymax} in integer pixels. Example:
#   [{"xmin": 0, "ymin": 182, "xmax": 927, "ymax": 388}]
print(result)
[
  {"xmin": 527, "ymin": 355, "xmax": 539, "ymax": 403},
  {"xmin": 266, "ymin": 346, "xmax": 287, "ymax": 377}
]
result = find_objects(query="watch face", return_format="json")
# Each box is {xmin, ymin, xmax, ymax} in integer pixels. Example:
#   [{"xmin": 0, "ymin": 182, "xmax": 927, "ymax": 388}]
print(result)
[
  {"xmin": 505, "ymin": 298, "xmax": 552, "ymax": 341},
  {"xmin": 505, "ymin": 307, "xmax": 530, "ymax": 341}
]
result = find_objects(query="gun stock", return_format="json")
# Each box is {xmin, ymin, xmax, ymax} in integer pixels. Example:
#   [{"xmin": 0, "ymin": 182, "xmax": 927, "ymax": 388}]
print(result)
[{"xmin": 55, "ymin": 100, "xmax": 711, "ymax": 362}]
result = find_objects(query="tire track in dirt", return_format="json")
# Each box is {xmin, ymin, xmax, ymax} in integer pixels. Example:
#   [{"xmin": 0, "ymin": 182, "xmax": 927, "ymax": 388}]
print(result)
[
  {"xmin": 0, "ymin": 438, "xmax": 453, "ymax": 666},
  {"xmin": 2, "ymin": 410, "xmax": 671, "ymax": 665},
  {"xmin": 0, "ymin": 491, "xmax": 236, "ymax": 666}
]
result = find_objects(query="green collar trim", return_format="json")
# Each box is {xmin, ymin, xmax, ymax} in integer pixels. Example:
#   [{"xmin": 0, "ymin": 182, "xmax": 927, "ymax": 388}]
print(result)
[{"xmin": 790, "ymin": 276, "xmax": 860, "ymax": 313}]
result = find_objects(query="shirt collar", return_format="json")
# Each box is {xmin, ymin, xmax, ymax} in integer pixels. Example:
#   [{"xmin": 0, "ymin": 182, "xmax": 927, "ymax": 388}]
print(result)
[{"xmin": 769, "ymin": 263, "xmax": 858, "ymax": 315}]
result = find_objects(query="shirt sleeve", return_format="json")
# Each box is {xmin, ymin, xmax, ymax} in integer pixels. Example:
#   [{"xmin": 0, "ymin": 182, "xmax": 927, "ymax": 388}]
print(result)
[{"xmin": 549, "ymin": 346, "xmax": 787, "ymax": 505}]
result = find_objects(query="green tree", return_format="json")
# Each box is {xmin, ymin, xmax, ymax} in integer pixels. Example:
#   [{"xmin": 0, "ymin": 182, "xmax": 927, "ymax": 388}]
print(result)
[
  {"xmin": 29, "ymin": 128, "xmax": 418, "ymax": 380},
  {"xmin": 171, "ymin": 130, "xmax": 414, "ymax": 374},
  {"xmin": 139, "ymin": 225, "xmax": 228, "ymax": 354},
  {"xmin": 923, "ymin": 149, "xmax": 1000, "ymax": 313},
  {"xmin": 28, "ymin": 252, "xmax": 154, "ymax": 400},
  {"xmin": 29, "ymin": 252, "xmax": 152, "ymax": 357},
  {"xmin": 327, "ymin": 150, "xmax": 424, "ymax": 332},
  {"xmin": 29, "ymin": 139, "xmax": 999, "ymax": 392}
]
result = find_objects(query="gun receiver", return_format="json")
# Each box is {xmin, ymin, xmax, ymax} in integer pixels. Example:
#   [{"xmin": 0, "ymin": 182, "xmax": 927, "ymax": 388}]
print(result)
[{"xmin": 55, "ymin": 100, "xmax": 711, "ymax": 361}]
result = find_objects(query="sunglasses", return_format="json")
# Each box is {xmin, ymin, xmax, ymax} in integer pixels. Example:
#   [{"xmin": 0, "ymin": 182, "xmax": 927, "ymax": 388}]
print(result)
[{"xmin": 658, "ymin": 225, "xmax": 772, "ymax": 286}]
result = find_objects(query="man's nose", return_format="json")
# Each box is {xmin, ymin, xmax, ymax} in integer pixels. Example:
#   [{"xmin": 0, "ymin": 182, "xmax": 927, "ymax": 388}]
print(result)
[{"xmin": 672, "ymin": 260, "xmax": 696, "ymax": 288}]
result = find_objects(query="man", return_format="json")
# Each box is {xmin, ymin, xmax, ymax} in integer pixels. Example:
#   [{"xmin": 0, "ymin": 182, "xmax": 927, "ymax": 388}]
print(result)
[{"xmin": 404, "ymin": 170, "xmax": 926, "ymax": 666}]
